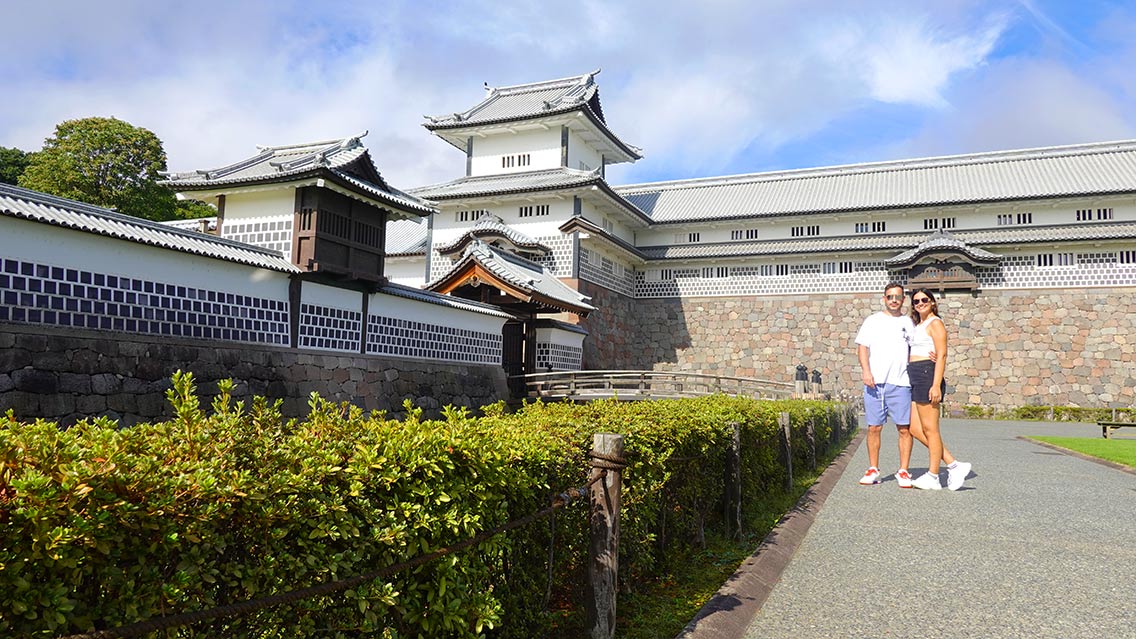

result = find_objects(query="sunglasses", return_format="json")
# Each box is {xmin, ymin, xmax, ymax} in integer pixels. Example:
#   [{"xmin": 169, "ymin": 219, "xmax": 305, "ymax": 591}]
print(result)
[
  {"xmin": 912, "ymin": 297, "xmax": 932, "ymax": 305},
  {"xmin": 885, "ymin": 294, "xmax": 904, "ymax": 301}
]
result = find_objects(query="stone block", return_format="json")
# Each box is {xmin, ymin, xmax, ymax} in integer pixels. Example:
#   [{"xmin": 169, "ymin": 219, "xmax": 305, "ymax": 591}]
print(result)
[
  {"xmin": 19, "ymin": 334, "xmax": 49, "ymax": 352},
  {"xmin": 91, "ymin": 373, "xmax": 123, "ymax": 395},
  {"xmin": 0, "ymin": 374, "xmax": 11, "ymax": 393},
  {"xmin": 58, "ymin": 373, "xmax": 92, "ymax": 395},
  {"xmin": 39, "ymin": 394, "xmax": 76, "ymax": 417},
  {"xmin": 76, "ymin": 395, "xmax": 108, "ymax": 413},
  {"xmin": 0, "ymin": 333, "xmax": 14, "ymax": 349},
  {"xmin": 0, "ymin": 349, "xmax": 33, "ymax": 372},
  {"xmin": 12, "ymin": 369, "xmax": 58, "ymax": 394}
]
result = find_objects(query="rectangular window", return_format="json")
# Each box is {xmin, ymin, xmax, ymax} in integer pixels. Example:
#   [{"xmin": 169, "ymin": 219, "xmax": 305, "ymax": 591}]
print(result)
[
  {"xmin": 1057, "ymin": 252, "xmax": 1075, "ymax": 266},
  {"xmin": 1076, "ymin": 209, "xmax": 1092, "ymax": 222},
  {"xmin": 873, "ymin": 221, "xmax": 886, "ymax": 232},
  {"xmin": 856, "ymin": 222, "xmax": 870, "ymax": 233},
  {"xmin": 791, "ymin": 225, "xmax": 820, "ymax": 237},
  {"xmin": 923, "ymin": 218, "xmax": 939, "ymax": 230},
  {"xmin": 731, "ymin": 229, "xmax": 759, "ymax": 240},
  {"xmin": 997, "ymin": 214, "xmax": 1013, "ymax": 226},
  {"xmin": 602, "ymin": 218, "xmax": 614, "ymax": 234},
  {"xmin": 942, "ymin": 217, "xmax": 956, "ymax": 229},
  {"xmin": 1097, "ymin": 208, "xmax": 1114, "ymax": 220},
  {"xmin": 1037, "ymin": 254, "xmax": 1053, "ymax": 267},
  {"xmin": 760, "ymin": 264, "xmax": 773, "ymax": 277},
  {"xmin": 675, "ymin": 232, "xmax": 701, "ymax": 243},
  {"xmin": 700, "ymin": 266, "xmax": 728, "ymax": 279},
  {"xmin": 1120, "ymin": 250, "xmax": 1135, "ymax": 264},
  {"xmin": 840, "ymin": 261, "xmax": 854, "ymax": 274},
  {"xmin": 660, "ymin": 268, "xmax": 674, "ymax": 279},
  {"xmin": 1017, "ymin": 212, "xmax": 1033, "ymax": 225},
  {"xmin": 823, "ymin": 262, "xmax": 836, "ymax": 274},
  {"xmin": 776, "ymin": 264, "xmax": 789, "ymax": 276}
]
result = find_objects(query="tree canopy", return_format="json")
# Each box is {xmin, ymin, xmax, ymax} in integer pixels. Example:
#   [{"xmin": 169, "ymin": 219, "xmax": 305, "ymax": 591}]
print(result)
[
  {"xmin": 17, "ymin": 117, "xmax": 192, "ymax": 221},
  {"xmin": 0, "ymin": 146, "xmax": 31, "ymax": 185}
]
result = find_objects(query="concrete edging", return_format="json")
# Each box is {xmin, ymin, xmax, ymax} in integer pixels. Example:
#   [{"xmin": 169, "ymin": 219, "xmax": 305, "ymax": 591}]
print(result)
[
  {"xmin": 1020, "ymin": 436, "xmax": 1136, "ymax": 476},
  {"xmin": 675, "ymin": 428, "xmax": 866, "ymax": 639}
]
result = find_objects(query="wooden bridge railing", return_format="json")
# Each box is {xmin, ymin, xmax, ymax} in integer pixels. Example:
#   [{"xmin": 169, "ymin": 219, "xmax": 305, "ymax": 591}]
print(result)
[{"xmin": 511, "ymin": 370, "xmax": 796, "ymax": 401}]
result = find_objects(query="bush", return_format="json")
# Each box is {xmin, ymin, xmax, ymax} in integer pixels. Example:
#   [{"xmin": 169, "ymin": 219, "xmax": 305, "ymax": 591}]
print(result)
[{"xmin": 0, "ymin": 373, "xmax": 855, "ymax": 638}]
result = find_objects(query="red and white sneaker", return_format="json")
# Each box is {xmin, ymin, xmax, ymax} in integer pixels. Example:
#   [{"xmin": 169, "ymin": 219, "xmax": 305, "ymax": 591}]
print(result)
[
  {"xmin": 895, "ymin": 468, "xmax": 913, "ymax": 488},
  {"xmin": 858, "ymin": 467, "xmax": 881, "ymax": 485}
]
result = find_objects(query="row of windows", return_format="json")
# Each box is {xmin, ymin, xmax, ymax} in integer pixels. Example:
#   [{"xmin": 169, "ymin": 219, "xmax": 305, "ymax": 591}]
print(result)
[
  {"xmin": 791, "ymin": 225, "xmax": 820, "ymax": 237},
  {"xmin": 455, "ymin": 209, "xmax": 488, "ymax": 222},
  {"xmin": 1076, "ymin": 208, "xmax": 1113, "ymax": 221},
  {"xmin": 855, "ymin": 221, "xmax": 886, "ymax": 233},
  {"xmin": 502, "ymin": 154, "xmax": 531, "ymax": 168},
  {"xmin": 644, "ymin": 251, "xmax": 1136, "ymax": 281},
  {"xmin": 924, "ymin": 217, "xmax": 957, "ymax": 230},
  {"xmin": 519, "ymin": 204, "xmax": 550, "ymax": 218}
]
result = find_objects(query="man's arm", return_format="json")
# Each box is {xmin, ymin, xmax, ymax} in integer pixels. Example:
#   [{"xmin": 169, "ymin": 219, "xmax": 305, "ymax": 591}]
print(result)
[{"xmin": 858, "ymin": 344, "xmax": 874, "ymax": 388}]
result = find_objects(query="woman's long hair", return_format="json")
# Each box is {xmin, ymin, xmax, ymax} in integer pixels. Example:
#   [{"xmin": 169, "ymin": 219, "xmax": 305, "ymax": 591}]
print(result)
[{"xmin": 909, "ymin": 288, "xmax": 941, "ymax": 324}]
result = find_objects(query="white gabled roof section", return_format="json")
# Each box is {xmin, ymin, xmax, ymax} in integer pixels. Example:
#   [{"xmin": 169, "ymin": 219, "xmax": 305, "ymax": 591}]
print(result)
[
  {"xmin": 0, "ymin": 184, "xmax": 299, "ymax": 273},
  {"xmin": 617, "ymin": 139, "xmax": 1136, "ymax": 223},
  {"xmin": 162, "ymin": 133, "xmax": 436, "ymax": 218},
  {"xmin": 423, "ymin": 70, "xmax": 642, "ymax": 164}
]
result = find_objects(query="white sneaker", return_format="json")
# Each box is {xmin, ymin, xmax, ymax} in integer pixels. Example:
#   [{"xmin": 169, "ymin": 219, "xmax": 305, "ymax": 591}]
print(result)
[
  {"xmin": 947, "ymin": 461, "xmax": 972, "ymax": 491},
  {"xmin": 859, "ymin": 467, "xmax": 881, "ymax": 485},
  {"xmin": 895, "ymin": 469, "xmax": 913, "ymax": 488},
  {"xmin": 912, "ymin": 472, "xmax": 942, "ymax": 490}
]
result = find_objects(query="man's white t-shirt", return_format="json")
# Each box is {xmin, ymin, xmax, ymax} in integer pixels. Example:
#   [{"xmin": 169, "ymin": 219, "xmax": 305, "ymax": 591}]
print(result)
[{"xmin": 854, "ymin": 311, "xmax": 914, "ymax": 386}]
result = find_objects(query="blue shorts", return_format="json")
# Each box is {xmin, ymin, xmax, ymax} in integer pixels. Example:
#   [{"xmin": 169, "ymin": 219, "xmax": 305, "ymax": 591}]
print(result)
[{"xmin": 864, "ymin": 384, "xmax": 911, "ymax": 427}]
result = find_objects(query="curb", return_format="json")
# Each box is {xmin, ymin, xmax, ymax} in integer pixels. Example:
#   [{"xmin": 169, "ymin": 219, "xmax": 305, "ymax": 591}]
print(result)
[{"xmin": 675, "ymin": 428, "xmax": 866, "ymax": 639}]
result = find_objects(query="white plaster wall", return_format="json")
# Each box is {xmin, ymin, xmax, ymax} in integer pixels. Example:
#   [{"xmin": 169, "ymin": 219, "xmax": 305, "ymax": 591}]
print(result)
[
  {"xmin": 579, "ymin": 201, "xmax": 635, "ymax": 244},
  {"xmin": 535, "ymin": 326, "xmax": 586, "ymax": 349},
  {"xmin": 470, "ymin": 129, "xmax": 561, "ymax": 176},
  {"xmin": 301, "ymin": 282, "xmax": 364, "ymax": 311},
  {"xmin": 368, "ymin": 291, "xmax": 507, "ymax": 336},
  {"xmin": 0, "ymin": 216, "xmax": 292, "ymax": 299},
  {"xmin": 222, "ymin": 189, "xmax": 296, "ymax": 222},
  {"xmin": 385, "ymin": 259, "xmax": 428, "ymax": 287},
  {"xmin": 567, "ymin": 129, "xmax": 604, "ymax": 172}
]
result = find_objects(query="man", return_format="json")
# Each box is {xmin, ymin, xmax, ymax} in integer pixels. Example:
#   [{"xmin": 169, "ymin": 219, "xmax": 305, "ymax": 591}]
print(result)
[{"xmin": 854, "ymin": 282, "xmax": 915, "ymax": 487}]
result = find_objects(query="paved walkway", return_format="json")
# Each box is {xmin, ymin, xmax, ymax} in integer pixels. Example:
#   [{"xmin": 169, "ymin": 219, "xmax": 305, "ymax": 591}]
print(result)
[
  {"xmin": 681, "ymin": 419, "xmax": 1136, "ymax": 637},
  {"xmin": 734, "ymin": 419, "xmax": 1135, "ymax": 638}
]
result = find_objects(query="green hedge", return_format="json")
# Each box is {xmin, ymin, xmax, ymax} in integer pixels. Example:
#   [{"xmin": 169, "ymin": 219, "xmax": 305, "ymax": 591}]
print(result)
[
  {"xmin": 959, "ymin": 404, "xmax": 1136, "ymax": 422},
  {"xmin": 0, "ymin": 373, "xmax": 854, "ymax": 638}
]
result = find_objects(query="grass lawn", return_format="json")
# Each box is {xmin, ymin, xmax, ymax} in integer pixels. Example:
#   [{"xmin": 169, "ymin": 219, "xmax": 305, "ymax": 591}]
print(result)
[{"xmin": 1029, "ymin": 436, "xmax": 1136, "ymax": 469}]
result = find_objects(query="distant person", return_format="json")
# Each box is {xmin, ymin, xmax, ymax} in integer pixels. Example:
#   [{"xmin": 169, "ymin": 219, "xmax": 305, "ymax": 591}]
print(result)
[
  {"xmin": 906, "ymin": 288, "xmax": 971, "ymax": 490},
  {"xmin": 854, "ymin": 282, "xmax": 915, "ymax": 487}
]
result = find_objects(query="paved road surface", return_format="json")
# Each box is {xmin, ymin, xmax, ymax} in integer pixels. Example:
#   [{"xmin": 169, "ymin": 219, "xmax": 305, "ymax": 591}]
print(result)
[{"xmin": 743, "ymin": 419, "xmax": 1135, "ymax": 639}]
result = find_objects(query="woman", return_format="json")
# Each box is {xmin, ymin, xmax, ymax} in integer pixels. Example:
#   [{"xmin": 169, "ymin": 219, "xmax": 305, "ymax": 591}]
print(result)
[{"xmin": 907, "ymin": 288, "xmax": 971, "ymax": 491}]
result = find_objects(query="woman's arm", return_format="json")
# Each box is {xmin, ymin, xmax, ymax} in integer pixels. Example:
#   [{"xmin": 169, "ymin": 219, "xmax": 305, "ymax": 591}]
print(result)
[{"xmin": 928, "ymin": 318, "xmax": 948, "ymax": 404}]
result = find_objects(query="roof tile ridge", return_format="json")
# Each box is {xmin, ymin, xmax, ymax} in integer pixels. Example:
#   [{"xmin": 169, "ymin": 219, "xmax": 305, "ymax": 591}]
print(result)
[
  {"xmin": 491, "ymin": 69, "xmax": 599, "ymax": 95},
  {"xmin": 615, "ymin": 138, "xmax": 1136, "ymax": 193}
]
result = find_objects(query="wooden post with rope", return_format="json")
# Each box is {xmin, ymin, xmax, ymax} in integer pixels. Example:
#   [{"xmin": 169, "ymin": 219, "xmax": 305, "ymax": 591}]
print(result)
[{"xmin": 587, "ymin": 433, "xmax": 624, "ymax": 639}]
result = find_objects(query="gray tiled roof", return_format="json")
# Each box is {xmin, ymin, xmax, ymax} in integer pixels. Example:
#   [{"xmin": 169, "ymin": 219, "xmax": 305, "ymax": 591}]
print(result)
[
  {"xmin": 429, "ymin": 241, "xmax": 595, "ymax": 314},
  {"xmin": 425, "ymin": 71, "xmax": 604, "ymax": 128},
  {"xmin": 638, "ymin": 222, "xmax": 1136, "ymax": 261},
  {"xmin": 422, "ymin": 71, "xmax": 642, "ymax": 161},
  {"xmin": 617, "ymin": 140, "xmax": 1136, "ymax": 223},
  {"xmin": 377, "ymin": 280, "xmax": 512, "ymax": 319},
  {"xmin": 162, "ymin": 134, "xmax": 435, "ymax": 216},
  {"xmin": 409, "ymin": 167, "xmax": 603, "ymax": 199},
  {"xmin": 385, "ymin": 218, "xmax": 429, "ymax": 255},
  {"xmin": 0, "ymin": 183, "xmax": 299, "ymax": 273},
  {"xmin": 886, "ymin": 230, "xmax": 1001, "ymax": 266},
  {"xmin": 435, "ymin": 214, "xmax": 549, "ymax": 255}
]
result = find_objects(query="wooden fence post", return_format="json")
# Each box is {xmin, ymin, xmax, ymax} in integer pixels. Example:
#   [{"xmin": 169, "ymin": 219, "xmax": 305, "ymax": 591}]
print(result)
[
  {"xmin": 724, "ymin": 421, "xmax": 742, "ymax": 539},
  {"xmin": 805, "ymin": 414, "xmax": 817, "ymax": 471},
  {"xmin": 588, "ymin": 433, "xmax": 624, "ymax": 639},
  {"xmin": 778, "ymin": 412, "xmax": 793, "ymax": 492}
]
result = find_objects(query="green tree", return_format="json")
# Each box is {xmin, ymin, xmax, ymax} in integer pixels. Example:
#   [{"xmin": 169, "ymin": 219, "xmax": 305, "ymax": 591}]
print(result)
[
  {"xmin": 0, "ymin": 146, "xmax": 31, "ymax": 185},
  {"xmin": 18, "ymin": 117, "xmax": 182, "ymax": 221}
]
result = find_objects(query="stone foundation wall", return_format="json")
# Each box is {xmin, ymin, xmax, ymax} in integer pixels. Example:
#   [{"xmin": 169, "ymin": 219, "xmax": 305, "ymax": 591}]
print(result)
[
  {"xmin": 0, "ymin": 323, "xmax": 510, "ymax": 427},
  {"xmin": 582, "ymin": 287, "xmax": 1136, "ymax": 411}
]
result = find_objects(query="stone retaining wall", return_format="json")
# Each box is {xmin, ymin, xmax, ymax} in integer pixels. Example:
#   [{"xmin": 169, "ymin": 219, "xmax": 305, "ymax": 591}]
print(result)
[
  {"xmin": 582, "ymin": 287, "xmax": 1136, "ymax": 411},
  {"xmin": 0, "ymin": 323, "xmax": 509, "ymax": 427}
]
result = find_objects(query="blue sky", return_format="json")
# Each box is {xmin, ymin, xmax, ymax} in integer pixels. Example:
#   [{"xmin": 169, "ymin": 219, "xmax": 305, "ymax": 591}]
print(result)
[{"xmin": 2, "ymin": 0, "xmax": 1135, "ymax": 189}]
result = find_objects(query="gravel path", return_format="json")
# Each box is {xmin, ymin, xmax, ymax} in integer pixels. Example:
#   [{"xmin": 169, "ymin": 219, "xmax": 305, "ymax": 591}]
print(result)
[{"xmin": 742, "ymin": 419, "xmax": 1136, "ymax": 639}]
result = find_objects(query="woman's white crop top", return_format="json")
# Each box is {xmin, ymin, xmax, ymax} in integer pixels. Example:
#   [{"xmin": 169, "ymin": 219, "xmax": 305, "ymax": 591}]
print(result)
[{"xmin": 909, "ymin": 316, "xmax": 941, "ymax": 358}]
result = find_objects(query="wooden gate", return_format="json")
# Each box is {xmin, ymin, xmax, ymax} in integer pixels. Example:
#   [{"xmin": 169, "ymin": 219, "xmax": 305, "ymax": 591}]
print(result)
[{"xmin": 502, "ymin": 320, "xmax": 526, "ymax": 396}]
